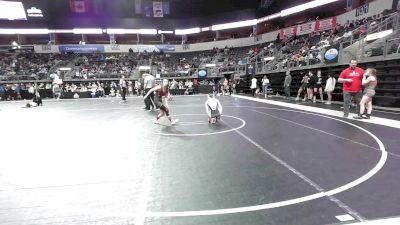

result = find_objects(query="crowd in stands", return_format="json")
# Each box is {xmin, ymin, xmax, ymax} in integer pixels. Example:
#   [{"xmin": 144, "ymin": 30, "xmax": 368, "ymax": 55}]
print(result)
[
  {"xmin": 71, "ymin": 54, "xmax": 137, "ymax": 79},
  {"xmin": 0, "ymin": 77, "xmax": 234, "ymax": 101},
  {"xmin": 243, "ymin": 10, "xmax": 398, "ymax": 71},
  {"xmin": 0, "ymin": 53, "xmax": 71, "ymax": 81}
]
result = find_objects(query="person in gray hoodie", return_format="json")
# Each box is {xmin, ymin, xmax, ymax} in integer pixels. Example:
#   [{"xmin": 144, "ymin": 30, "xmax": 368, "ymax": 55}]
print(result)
[{"xmin": 283, "ymin": 71, "xmax": 292, "ymax": 99}]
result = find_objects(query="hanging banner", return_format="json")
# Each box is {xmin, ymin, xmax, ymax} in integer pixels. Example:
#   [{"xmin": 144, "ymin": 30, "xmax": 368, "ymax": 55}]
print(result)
[
  {"xmin": 316, "ymin": 16, "xmax": 337, "ymax": 32},
  {"xmin": 346, "ymin": 0, "xmax": 353, "ymax": 11},
  {"xmin": 134, "ymin": 0, "xmax": 142, "ymax": 14},
  {"xmin": 153, "ymin": 1, "xmax": 163, "ymax": 17},
  {"xmin": 356, "ymin": 4, "xmax": 369, "ymax": 17},
  {"xmin": 109, "ymin": 34, "xmax": 115, "ymax": 43},
  {"xmin": 246, "ymin": 63, "xmax": 255, "ymax": 75},
  {"xmin": 59, "ymin": 45, "xmax": 104, "ymax": 53},
  {"xmin": 70, "ymin": 0, "xmax": 89, "ymax": 13},
  {"xmin": 163, "ymin": 0, "xmax": 170, "ymax": 14},
  {"xmin": 296, "ymin": 21, "xmax": 316, "ymax": 36},
  {"xmin": 393, "ymin": 0, "xmax": 400, "ymax": 11},
  {"xmin": 280, "ymin": 26, "xmax": 297, "ymax": 39}
]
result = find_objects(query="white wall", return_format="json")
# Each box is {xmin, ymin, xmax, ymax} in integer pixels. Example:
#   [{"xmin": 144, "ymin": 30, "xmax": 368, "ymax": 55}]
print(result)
[
  {"xmin": 337, "ymin": 0, "xmax": 394, "ymax": 25},
  {"xmin": 104, "ymin": 44, "xmax": 161, "ymax": 53},
  {"xmin": 174, "ymin": 30, "xmax": 279, "ymax": 52}
]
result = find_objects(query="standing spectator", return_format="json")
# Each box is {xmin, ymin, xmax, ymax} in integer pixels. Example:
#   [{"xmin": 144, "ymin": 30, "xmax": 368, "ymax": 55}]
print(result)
[
  {"xmin": 193, "ymin": 79, "xmax": 199, "ymax": 94},
  {"xmin": 307, "ymin": 71, "xmax": 317, "ymax": 101},
  {"xmin": 14, "ymin": 84, "xmax": 21, "ymax": 100},
  {"xmin": 261, "ymin": 75, "xmax": 270, "ymax": 99},
  {"xmin": 178, "ymin": 80, "xmax": 183, "ymax": 89},
  {"xmin": 128, "ymin": 81, "xmax": 133, "ymax": 96},
  {"xmin": 313, "ymin": 70, "xmax": 324, "ymax": 103},
  {"xmin": 296, "ymin": 73, "xmax": 309, "ymax": 101},
  {"xmin": 283, "ymin": 71, "xmax": 292, "ymax": 99},
  {"xmin": 228, "ymin": 79, "xmax": 233, "ymax": 95},
  {"xmin": 135, "ymin": 80, "xmax": 141, "ymax": 96},
  {"xmin": 0, "ymin": 83, "xmax": 4, "ymax": 100},
  {"xmin": 223, "ymin": 78, "xmax": 229, "ymax": 96},
  {"xmin": 353, "ymin": 68, "xmax": 377, "ymax": 119},
  {"xmin": 324, "ymin": 72, "xmax": 336, "ymax": 105},
  {"xmin": 232, "ymin": 79, "xmax": 238, "ymax": 94},
  {"xmin": 52, "ymin": 82, "xmax": 62, "ymax": 100},
  {"xmin": 119, "ymin": 75, "xmax": 127, "ymax": 101},
  {"xmin": 250, "ymin": 76, "xmax": 257, "ymax": 97},
  {"xmin": 28, "ymin": 83, "xmax": 35, "ymax": 99},
  {"xmin": 338, "ymin": 59, "xmax": 364, "ymax": 118}
]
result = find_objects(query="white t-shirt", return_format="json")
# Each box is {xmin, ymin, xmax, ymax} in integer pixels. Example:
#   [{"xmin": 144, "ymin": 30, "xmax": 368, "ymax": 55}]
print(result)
[
  {"xmin": 205, "ymin": 98, "xmax": 223, "ymax": 116},
  {"xmin": 119, "ymin": 79, "xmax": 127, "ymax": 88},
  {"xmin": 144, "ymin": 75, "xmax": 155, "ymax": 89},
  {"xmin": 262, "ymin": 78, "xmax": 270, "ymax": 85},
  {"xmin": 251, "ymin": 78, "xmax": 257, "ymax": 89},
  {"xmin": 324, "ymin": 77, "xmax": 336, "ymax": 92}
]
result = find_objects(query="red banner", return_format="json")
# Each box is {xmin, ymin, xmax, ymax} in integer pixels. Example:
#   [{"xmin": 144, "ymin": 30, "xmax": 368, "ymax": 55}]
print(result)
[
  {"xmin": 280, "ymin": 26, "xmax": 297, "ymax": 39},
  {"xmin": 316, "ymin": 16, "xmax": 337, "ymax": 32},
  {"xmin": 70, "ymin": 0, "xmax": 89, "ymax": 13},
  {"xmin": 296, "ymin": 21, "xmax": 316, "ymax": 36}
]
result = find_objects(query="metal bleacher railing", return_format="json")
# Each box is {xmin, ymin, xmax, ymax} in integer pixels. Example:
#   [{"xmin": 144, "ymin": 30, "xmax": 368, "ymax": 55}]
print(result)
[{"xmin": 227, "ymin": 12, "xmax": 400, "ymax": 77}]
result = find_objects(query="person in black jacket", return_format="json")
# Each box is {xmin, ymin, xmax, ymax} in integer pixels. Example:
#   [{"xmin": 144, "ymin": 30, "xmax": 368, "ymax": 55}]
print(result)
[{"xmin": 307, "ymin": 70, "xmax": 317, "ymax": 102}]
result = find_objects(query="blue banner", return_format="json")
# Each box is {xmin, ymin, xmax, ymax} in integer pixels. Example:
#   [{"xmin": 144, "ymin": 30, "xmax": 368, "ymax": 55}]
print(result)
[
  {"xmin": 346, "ymin": 0, "xmax": 353, "ymax": 10},
  {"xmin": 59, "ymin": 45, "xmax": 104, "ymax": 53},
  {"xmin": 156, "ymin": 45, "xmax": 175, "ymax": 52}
]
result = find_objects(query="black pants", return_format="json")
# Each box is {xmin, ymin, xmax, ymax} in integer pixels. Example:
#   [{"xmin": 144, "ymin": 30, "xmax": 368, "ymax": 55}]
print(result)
[
  {"xmin": 121, "ymin": 87, "xmax": 127, "ymax": 100},
  {"xmin": 144, "ymin": 88, "xmax": 155, "ymax": 110},
  {"xmin": 33, "ymin": 97, "xmax": 42, "ymax": 106}
]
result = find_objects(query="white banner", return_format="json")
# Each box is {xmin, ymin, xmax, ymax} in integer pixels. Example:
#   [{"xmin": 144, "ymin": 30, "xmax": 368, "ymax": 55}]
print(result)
[
  {"xmin": 153, "ymin": 1, "xmax": 163, "ymax": 17},
  {"xmin": 316, "ymin": 17, "xmax": 337, "ymax": 32},
  {"xmin": 296, "ymin": 21, "xmax": 316, "ymax": 36}
]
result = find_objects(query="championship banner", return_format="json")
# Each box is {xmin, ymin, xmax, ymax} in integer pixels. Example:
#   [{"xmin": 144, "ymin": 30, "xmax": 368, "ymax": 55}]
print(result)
[
  {"xmin": 59, "ymin": 45, "xmax": 104, "ymax": 53},
  {"xmin": 153, "ymin": 1, "xmax": 163, "ymax": 17},
  {"xmin": 316, "ymin": 16, "xmax": 337, "ymax": 32},
  {"xmin": 280, "ymin": 26, "xmax": 297, "ymax": 39},
  {"xmin": 155, "ymin": 45, "xmax": 175, "ymax": 52},
  {"xmin": 393, "ymin": 0, "xmax": 400, "ymax": 11},
  {"xmin": 134, "ymin": 0, "xmax": 142, "ymax": 14},
  {"xmin": 346, "ymin": 0, "xmax": 353, "ymax": 11},
  {"xmin": 70, "ymin": 0, "xmax": 89, "ymax": 13},
  {"xmin": 356, "ymin": 4, "xmax": 369, "ymax": 17},
  {"xmin": 296, "ymin": 21, "xmax": 316, "ymax": 36}
]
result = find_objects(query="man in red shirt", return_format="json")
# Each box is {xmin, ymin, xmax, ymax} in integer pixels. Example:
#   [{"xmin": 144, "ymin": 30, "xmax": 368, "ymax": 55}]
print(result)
[{"xmin": 338, "ymin": 59, "xmax": 365, "ymax": 117}]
